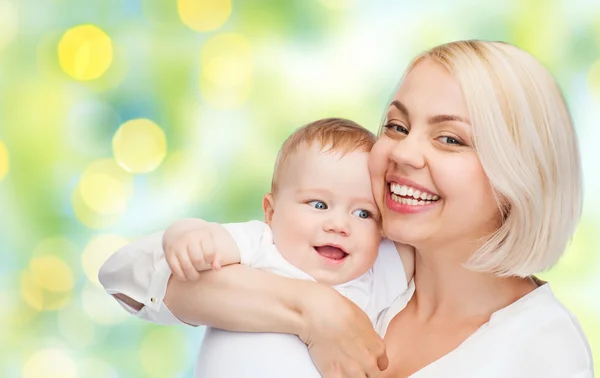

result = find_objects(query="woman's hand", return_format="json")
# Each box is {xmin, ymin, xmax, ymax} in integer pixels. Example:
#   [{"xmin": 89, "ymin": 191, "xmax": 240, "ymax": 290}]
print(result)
[{"xmin": 298, "ymin": 286, "xmax": 388, "ymax": 377}]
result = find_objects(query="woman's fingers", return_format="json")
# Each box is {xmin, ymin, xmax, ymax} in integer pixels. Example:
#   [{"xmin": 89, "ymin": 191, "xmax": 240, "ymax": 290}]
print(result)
[
  {"xmin": 376, "ymin": 345, "xmax": 389, "ymax": 372},
  {"xmin": 303, "ymin": 289, "xmax": 387, "ymax": 378}
]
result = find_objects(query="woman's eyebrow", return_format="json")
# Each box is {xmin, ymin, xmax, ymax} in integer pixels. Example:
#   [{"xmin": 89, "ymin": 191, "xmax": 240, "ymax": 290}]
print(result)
[
  {"xmin": 390, "ymin": 100, "xmax": 470, "ymax": 125},
  {"xmin": 389, "ymin": 100, "xmax": 409, "ymax": 119},
  {"xmin": 429, "ymin": 114, "xmax": 471, "ymax": 125}
]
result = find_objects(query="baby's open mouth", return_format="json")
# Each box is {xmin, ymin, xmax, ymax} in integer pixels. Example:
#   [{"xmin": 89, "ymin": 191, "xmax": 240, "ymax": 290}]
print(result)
[{"xmin": 314, "ymin": 245, "xmax": 348, "ymax": 261}]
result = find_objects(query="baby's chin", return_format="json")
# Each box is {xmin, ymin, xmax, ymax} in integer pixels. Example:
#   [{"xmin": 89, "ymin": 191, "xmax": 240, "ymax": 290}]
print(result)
[{"xmin": 309, "ymin": 263, "xmax": 370, "ymax": 286}]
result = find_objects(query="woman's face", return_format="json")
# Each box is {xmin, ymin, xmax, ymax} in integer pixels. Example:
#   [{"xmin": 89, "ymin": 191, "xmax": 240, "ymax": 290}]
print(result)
[{"xmin": 369, "ymin": 58, "xmax": 501, "ymax": 253}]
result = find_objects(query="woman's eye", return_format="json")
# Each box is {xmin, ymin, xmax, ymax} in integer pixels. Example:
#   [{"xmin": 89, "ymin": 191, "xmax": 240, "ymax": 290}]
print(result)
[
  {"xmin": 308, "ymin": 200, "xmax": 328, "ymax": 210},
  {"xmin": 384, "ymin": 123, "xmax": 409, "ymax": 134},
  {"xmin": 352, "ymin": 209, "xmax": 371, "ymax": 219},
  {"xmin": 438, "ymin": 136, "xmax": 463, "ymax": 145}
]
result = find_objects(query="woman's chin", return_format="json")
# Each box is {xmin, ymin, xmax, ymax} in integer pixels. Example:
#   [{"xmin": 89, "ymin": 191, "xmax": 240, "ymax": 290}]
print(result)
[{"xmin": 382, "ymin": 222, "xmax": 417, "ymax": 244}]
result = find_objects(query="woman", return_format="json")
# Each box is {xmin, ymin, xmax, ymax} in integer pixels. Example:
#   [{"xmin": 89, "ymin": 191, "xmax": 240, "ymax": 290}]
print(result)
[{"xmin": 100, "ymin": 40, "xmax": 593, "ymax": 377}]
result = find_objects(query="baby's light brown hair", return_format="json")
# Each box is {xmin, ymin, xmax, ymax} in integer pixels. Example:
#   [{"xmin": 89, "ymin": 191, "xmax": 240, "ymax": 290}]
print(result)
[{"xmin": 270, "ymin": 118, "xmax": 376, "ymax": 194}]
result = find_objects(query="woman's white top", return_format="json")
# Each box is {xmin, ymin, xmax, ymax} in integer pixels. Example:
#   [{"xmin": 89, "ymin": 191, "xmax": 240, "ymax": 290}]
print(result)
[{"xmin": 374, "ymin": 280, "xmax": 594, "ymax": 377}]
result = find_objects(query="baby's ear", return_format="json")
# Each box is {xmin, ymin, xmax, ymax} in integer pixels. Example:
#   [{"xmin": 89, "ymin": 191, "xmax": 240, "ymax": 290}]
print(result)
[{"xmin": 262, "ymin": 193, "xmax": 275, "ymax": 225}]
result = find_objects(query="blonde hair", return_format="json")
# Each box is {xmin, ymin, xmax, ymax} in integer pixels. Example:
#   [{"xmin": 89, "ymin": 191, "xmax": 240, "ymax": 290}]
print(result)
[
  {"xmin": 390, "ymin": 41, "xmax": 582, "ymax": 277},
  {"xmin": 271, "ymin": 118, "xmax": 376, "ymax": 194}
]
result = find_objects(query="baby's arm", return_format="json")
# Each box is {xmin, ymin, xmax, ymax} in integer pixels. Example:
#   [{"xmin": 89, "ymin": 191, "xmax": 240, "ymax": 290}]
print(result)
[
  {"xmin": 98, "ymin": 220, "xmax": 388, "ymax": 376},
  {"xmin": 163, "ymin": 218, "xmax": 241, "ymax": 281}
]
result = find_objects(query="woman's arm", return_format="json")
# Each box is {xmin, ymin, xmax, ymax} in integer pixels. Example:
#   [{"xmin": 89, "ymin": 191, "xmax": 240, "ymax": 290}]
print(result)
[
  {"xmin": 164, "ymin": 264, "xmax": 308, "ymax": 333},
  {"xmin": 165, "ymin": 265, "xmax": 389, "ymax": 377},
  {"xmin": 99, "ymin": 222, "xmax": 388, "ymax": 377}
]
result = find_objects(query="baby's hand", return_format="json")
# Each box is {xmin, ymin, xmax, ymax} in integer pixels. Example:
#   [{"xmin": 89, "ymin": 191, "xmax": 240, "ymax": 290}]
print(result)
[{"xmin": 164, "ymin": 221, "xmax": 236, "ymax": 281}]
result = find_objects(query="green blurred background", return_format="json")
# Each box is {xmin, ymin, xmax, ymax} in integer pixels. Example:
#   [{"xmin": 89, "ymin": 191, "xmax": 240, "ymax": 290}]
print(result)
[{"xmin": 0, "ymin": 0, "xmax": 598, "ymax": 377}]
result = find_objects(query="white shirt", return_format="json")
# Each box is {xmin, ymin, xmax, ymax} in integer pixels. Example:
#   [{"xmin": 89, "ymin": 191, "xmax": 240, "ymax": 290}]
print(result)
[
  {"xmin": 98, "ymin": 221, "xmax": 408, "ymax": 378},
  {"xmin": 98, "ymin": 226, "xmax": 594, "ymax": 378},
  {"xmin": 375, "ymin": 280, "xmax": 594, "ymax": 378}
]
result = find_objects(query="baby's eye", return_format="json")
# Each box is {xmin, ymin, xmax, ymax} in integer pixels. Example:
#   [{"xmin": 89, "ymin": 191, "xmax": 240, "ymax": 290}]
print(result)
[
  {"xmin": 352, "ymin": 209, "xmax": 371, "ymax": 219},
  {"xmin": 308, "ymin": 200, "xmax": 328, "ymax": 210}
]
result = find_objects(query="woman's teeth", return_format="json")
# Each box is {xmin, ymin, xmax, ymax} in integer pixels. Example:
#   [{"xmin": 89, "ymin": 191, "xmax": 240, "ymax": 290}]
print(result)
[{"xmin": 390, "ymin": 183, "xmax": 439, "ymax": 205}]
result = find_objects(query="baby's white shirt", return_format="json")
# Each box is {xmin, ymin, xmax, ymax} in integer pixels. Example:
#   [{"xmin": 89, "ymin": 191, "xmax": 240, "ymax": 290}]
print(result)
[{"xmin": 193, "ymin": 221, "xmax": 407, "ymax": 378}]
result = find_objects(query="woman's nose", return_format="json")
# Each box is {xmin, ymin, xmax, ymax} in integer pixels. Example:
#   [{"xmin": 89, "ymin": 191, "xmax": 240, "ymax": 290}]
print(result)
[{"xmin": 389, "ymin": 133, "xmax": 426, "ymax": 169}]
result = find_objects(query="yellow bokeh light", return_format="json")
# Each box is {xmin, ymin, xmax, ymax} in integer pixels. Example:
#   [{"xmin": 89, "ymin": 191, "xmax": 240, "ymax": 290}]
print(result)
[
  {"xmin": 82, "ymin": 234, "xmax": 129, "ymax": 286},
  {"xmin": 58, "ymin": 24, "xmax": 113, "ymax": 81},
  {"xmin": 200, "ymin": 33, "xmax": 253, "ymax": 108},
  {"xmin": 77, "ymin": 159, "xmax": 134, "ymax": 217},
  {"xmin": 113, "ymin": 119, "xmax": 167, "ymax": 173},
  {"xmin": 0, "ymin": 0, "xmax": 18, "ymax": 53},
  {"xmin": 20, "ymin": 270, "xmax": 44, "ymax": 311},
  {"xmin": 178, "ymin": 0, "xmax": 231, "ymax": 32},
  {"xmin": 20, "ymin": 255, "xmax": 74, "ymax": 311},
  {"xmin": 72, "ymin": 185, "xmax": 121, "ymax": 229},
  {"xmin": 587, "ymin": 59, "xmax": 600, "ymax": 102},
  {"xmin": 0, "ymin": 140, "xmax": 8, "ymax": 181},
  {"xmin": 30, "ymin": 255, "xmax": 74, "ymax": 292},
  {"xmin": 140, "ymin": 328, "xmax": 188, "ymax": 377},
  {"xmin": 81, "ymin": 172, "xmax": 129, "ymax": 214},
  {"xmin": 22, "ymin": 349, "xmax": 77, "ymax": 378}
]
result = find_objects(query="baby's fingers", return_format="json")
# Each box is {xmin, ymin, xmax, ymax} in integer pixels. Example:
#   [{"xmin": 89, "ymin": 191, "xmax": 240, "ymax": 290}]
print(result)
[
  {"xmin": 211, "ymin": 255, "xmax": 221, "ymax": 271},
  {"xmin": 165, "ymin": 252, "xmax": 187, "ymax": 281},
  {"xmin": 199, "ymin": 232, "xmax": 217, "ymax": 269},
  {"xmin": 177, "ymin": 252, "xmax": 201, "ymax": 281}
]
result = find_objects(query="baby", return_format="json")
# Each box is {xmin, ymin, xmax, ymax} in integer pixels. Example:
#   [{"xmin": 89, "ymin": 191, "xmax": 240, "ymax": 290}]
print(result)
[{"xmin": 100, "ymin": 118, "xmax": 414, "ymax": 378}]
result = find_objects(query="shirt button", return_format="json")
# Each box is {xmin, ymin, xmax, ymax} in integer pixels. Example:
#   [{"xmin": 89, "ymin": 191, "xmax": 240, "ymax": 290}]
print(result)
[{"xmin": 150, "ymin": 297, "xmax": 156, "ymax": 303}]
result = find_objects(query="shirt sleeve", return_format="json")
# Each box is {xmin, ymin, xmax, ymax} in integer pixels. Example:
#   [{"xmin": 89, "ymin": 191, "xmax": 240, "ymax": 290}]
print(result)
[
  {"xmin": 220, "ymin": 220, "xmax": 271, "ymax": 267},
  {"xmin": 97, "ymin": 231, "xmax": 187, "ymax": 326},
  {"xmin": 367, "ymin": 238, "xmax": 408, "ymax": 318}
]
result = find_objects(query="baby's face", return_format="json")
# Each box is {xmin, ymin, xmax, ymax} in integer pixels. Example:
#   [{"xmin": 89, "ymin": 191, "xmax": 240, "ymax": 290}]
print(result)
[{"xmin": 266, "ymin": 144, "xmax": 381, "ymax": 285}]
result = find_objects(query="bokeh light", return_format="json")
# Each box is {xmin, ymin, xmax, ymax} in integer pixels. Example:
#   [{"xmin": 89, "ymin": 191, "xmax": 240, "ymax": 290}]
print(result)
[
  {"xmin": 58, "ymin": 24, "xmax": 113, "ymax": 81},
  {"xmin": 75, "ymin": 158, "xmax": 134, "ymax": 216},
  {"xmin": 0, "ymin": 0, "xmax": 18, "ymax": 53},
  {"xmin": 22, "ymin": 349, "xmax": 77, "ymax": 378},
  {"xmin": 0, "ymin": 140, "xmax": 8, "ymax": 181},
  {"xmin": 72, "ymin": 185, "xmax": 122, "ymax": 229},
  {"xmin": 82, "ymin": 234, "xmax": 129, "ymax": 287},
  {"xmin": 20, "ymin": 255, "xmax": 74, "ymax": 311},
  {"xmin": 112, "ymin": 119, "xmax": 167, "ymax": 174},
  {"xmin": 30, "ymin": 255, "xmax": 74, "ymax": 292},
  {"xmin": 140, "ymin": 328, "xmax": 188, "ymax": 378},
  {"xmin": 178, "ymin": 0, "xmax": 232, "ymax": 32},
  {"xmin": 199, "ymin": 33, "xmax": 253, "ymax": 108}
]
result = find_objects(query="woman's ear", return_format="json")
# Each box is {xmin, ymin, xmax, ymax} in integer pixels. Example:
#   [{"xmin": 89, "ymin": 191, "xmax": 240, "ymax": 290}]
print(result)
[{"xmin": 262, "ymin": 193, "xmax": 275, "ymax": 226}]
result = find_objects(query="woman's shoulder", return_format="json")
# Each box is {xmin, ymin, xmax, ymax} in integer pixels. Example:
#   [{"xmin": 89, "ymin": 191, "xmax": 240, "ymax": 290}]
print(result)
[{"xmin": 487, "ymin": 283, "xmax": 593, "ymax": 373}]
